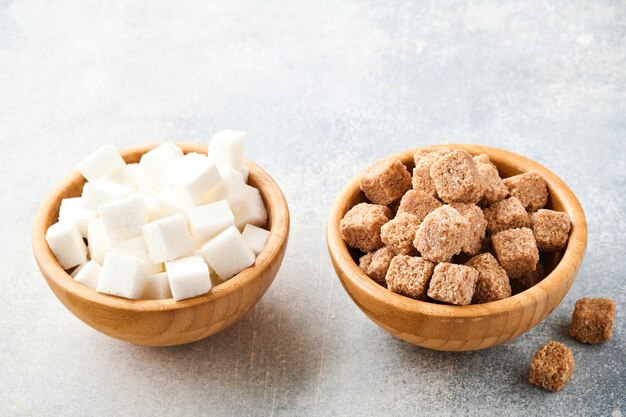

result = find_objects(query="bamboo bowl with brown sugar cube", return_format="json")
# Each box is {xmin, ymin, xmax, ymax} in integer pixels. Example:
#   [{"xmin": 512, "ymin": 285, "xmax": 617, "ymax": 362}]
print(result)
[{"xmin": 326, "ymin": 144, "xmax": 587, "ymax": 351}]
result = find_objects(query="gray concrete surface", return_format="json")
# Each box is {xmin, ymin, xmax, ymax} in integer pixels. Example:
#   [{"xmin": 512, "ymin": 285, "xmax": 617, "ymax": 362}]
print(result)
[{"xmin": 1, "ymin": 0, "xmax": 625, "ymax": 416}]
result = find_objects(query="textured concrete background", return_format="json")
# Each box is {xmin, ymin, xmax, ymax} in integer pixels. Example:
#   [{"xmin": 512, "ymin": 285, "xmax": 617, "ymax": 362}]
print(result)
[{"xmin": 1, "ymin": 1, "xmax": 625, "ymax": 416}]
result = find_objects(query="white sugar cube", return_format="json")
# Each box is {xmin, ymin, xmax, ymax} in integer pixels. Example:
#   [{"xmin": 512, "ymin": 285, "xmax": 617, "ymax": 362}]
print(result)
[
  {"xmin": 97, "ymin": 252, "xmax": 148, "ymax": 299},
  {"xmin": 165, "ymin": 256, "xmax": 211, "ymax": 301},
  {"xmin": 82, "ymin": 181, "xmax": 134, "ymax": 211},
  {"xmin": 98, "ymin": 196, "xmax": 148, "ymax": 241},
  {"xmin": 58, "ymin": 197, "xmax": 97, "ymax": 238},
  {"xmin": 209, "ymin": 129, "xmax": 245, "ymax": 171},
  {"xmin": 46, "ymin": 220, "xmax": 88, "ymax": 269},
  {"xmin": 142, "ymin": 272, "xmax": 173, "ymax": 300},
  {"xmin": 188, "ymin": 200, "xmax": 235, "ymax": 244},
  {"xmin": 102, "ymin": 164, "xmax": 138, "ymax": 188},
  {"xmin": 201, "ymin": 226, "xmax": 255, "ymax": 280},
  {"xmin": 241, "ymin": 224, "xmax": 270, "ymax": 255},
  {"xmin": 73, "ymin": 260, "xmax": 102, "ymax": 290},
  {"xmin": 200, "ymin": 168, "xmax": 247, "ymax": 211},
  {"xmin": 233, "ymin": 185, "xmax": 267, "ymax": 229},
  {"xmin": 87, "ymin": 218, "xmax": 111, "ymax": 264},
  {"xmin": 138, "ymin": 143, "xmax": 183, "ymax": 191},
  {"xmin": 110, "ymin": 236, "xmax": 163, "ymax": 274},
  {"xmin": 240, "ymin": 166, "xmax": 250, "ymax": 183},
  {"xmin": 78, "ymin": 144, "xmax": 126, "ymax": 182},
  {"xmin": 167, "ymin": 153, "xmax": 222, "ymax": 202},
  {"xmin": 142, "ymin": 214, "xmax": 195, "ymax": 263}
]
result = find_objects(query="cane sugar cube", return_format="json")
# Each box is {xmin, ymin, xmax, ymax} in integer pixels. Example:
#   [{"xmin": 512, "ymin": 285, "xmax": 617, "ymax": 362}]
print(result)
[
  {"xmin": 241, "ymin": 166, "xmax": 250, "ymax": 183},
  {"xmin": 385, "ymin": 255, "xmax": 435, "ymax": 300},
  {"xmin": 396, "ymin": 190, "xmax": 442, "ymax": 224},
  {"xmin": 87, "ymin": 218, "xmax": 111, "ymax": 264},
  {"xmin": 143, "ymin": 272, "xmax": 173, "ymax": 300},
  {"xmin": 529, "ymin": 341, "xmax": 574, "ymax": 392},
  {"xmin": 97, "ymin": 252, "xmax": 148, "ymax": 299},
  {"xmin": 492, "ymin": 228, "xmax": 539, "ymax": 279},
  {"xmin": 138, "ymin": 143, "xmax": 183, "ymax": 191},
  {"xmin": 515, "ymin": 262, "xmax": 545, "ymax": 290},
  {"xmin": 503, "ymin": 171, "xmax": 549, "ymax": 212},
  {"xmin": 531, "ymin": 209, "xmax": 571, "ymax": 252},
  {"xmin": 474, "ymin": 154, "xmax": 508, "ymax": 206},
  {"xmin": 450, "ymin": 203, "xmax": 487, "ymax": 256},
  {"xmin": 58, "ymin": 197, "xmax": 97, "ymax": 238},
  {"xmin": 427, "ymin": 262, "xmax": 479, "ymax": 305},
  {"xmin": 233, "ymin": 185, "xmax": 268, "ymax": 229},
  {"xmin": 142, "ymin": 214, "xmax": 195, "ymax": 264},
  {"xmin": 359, "ymin": 158, "xmax": 412, "ymax": 205},
  {"xmin": 46, "ymin": 221, "xmax": 88, "ymax": 270},
  {"xmin": 201, "ymin": 226, "xmax": 255, "ymax": 280},
  {"xmin": 465, "ymin": 253, "xmax": 511, "ymax": 303},
  {"xmin": 73, "ymin": 260, "xmax": 102, "ymax": 290},
  {"xmin": 78, "ymin": 144, "xmax": 126, "ymax": 182},
  {"xmin": 359, "ymin": 246, "xmax": 395, "ymax": 286},
  {"xmin": 188, "ymin": 200, "xmax": 235, "ymax": 244},
  {"xmin": 569, "ymin": 298, "xmax": 616, "ymax": 344},
  {"xmin": 165, "ymin": 256, "xmax": 211, "ymax": 300},
  {"xmin": 167, "ymin": 152, "xmax": 222, "ymax": 202},
  {"xmin": 380, "ymin": 213, "xmax": 420, "ymax": 255},
  {"xmin": 98, "ymin": 196, "xmax": 148, "ymax": 241},
  {"xmin": 340, "ymin": 203, "xmax": 393, "ymax": 253},
  {"xmin": 241, "ymin": 224, "xmax": 271, "ymax": 255},
  {"xmin": 430, "ymin": 149, "xmax": 484, "ymax": 204},
  {"xmin": 82, "ymin": 181, "xmax": 134, "ymax": 211},
  {"xmin": 110, "ymin": 236, "xmax": 163, "ymax": 274},
  {"xmin": 484, "ymin": 197, "xmax": 529, "ymax": 234},
  {"xmin": 414, "ymin": 205, "xmax": 470, "ymax": 263},
  {"xmin": 209, "ymin": 129, "xmax": 246, "ymax": 171},
  {"xmin": 412, "ymin": 147, "xmax": 451, "ymax": 196}
]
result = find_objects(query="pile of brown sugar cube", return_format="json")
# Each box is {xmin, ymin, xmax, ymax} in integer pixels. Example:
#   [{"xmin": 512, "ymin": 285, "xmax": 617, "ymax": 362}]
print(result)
[{"xmin": 339, "ymin": 146, "xmax": 573, "ymax": 305}]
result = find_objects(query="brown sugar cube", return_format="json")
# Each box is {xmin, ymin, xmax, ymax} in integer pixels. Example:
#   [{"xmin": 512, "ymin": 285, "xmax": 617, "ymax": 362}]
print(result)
[
  {"xmin": 492, "ymin": 227, "xmax": 539, "ymax": 279},
  {"xmin": 380, "ymin": 213, "xmax": 420, "ymax": 255},
  {"xmin": 465, "ymin": 253, "xmax": 511, "ymax": 303},
  {"xmin": 427, "ymin": 263, "xmax": 479, "ymax": 305},
  {"xmin": 413, "ymin": 205, "xmax": 470, "ymax": 263},
  {"xmin": 503, "ymin": 171, "xmax": 549, "ymax": 211},
  {"xmin": 484, "ymin": 197, "xmax": 530, "ymax": 234},
  {"xmin": 531, "ymin": 209, "xmax": 571, "ymax": 251},
  {"xmin": 359, "ymin": 158, "xmax": 412, "ymax": 205},
  {"xmin": 450, "ymin": 203, "xmax": 487, "ymax": 256},
  {"xmin": 430, "ymin": 149, "xmax": 484, "ymax": 204},
  {"xmin": 359, "ymin": 246, "xmax": 395, "ymax": 286},
  {"xmin": 529, "ymin": 341, "xmax": 574, "ymax": 392},
  {"xmin": 569, "ymin": 298, "xmax": 616, "ymax": 344},
  {"xmin": 397, "ymin": 190, "xmax": 442, "ymax": 223},
  {"xmin": 385, "ymin": 255, "xmax": 435, "ymax": 300},
  {"xmin": 340, "ymin": 203, "xmax": 393, "ymax": 253},
  {"xmin": 474, "ymin": 154, "xmax": 508, "ymax": 206},
  {"xmin": 411, "ymin": 147, "xmax": 451, "ymax": 196},
  {"xmin": 515, "ymin": 261, "xmax": 545, "ymax": 290}
]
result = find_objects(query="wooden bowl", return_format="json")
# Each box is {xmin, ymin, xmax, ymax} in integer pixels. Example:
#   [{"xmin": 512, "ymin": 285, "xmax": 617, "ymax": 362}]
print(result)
[
  {"xmin": 33, "ymin": 143, "xmax": 290, "ymax": 346},
  {"xmin": 327, "ymin": 145, "xmax": 587, "ymax": 351}
]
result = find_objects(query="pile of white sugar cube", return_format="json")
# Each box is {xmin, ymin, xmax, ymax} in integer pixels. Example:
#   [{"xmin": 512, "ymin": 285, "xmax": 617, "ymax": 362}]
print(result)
[{"xmin": 45, "ymin": 130, "xmax": 271, "ymax": 301}]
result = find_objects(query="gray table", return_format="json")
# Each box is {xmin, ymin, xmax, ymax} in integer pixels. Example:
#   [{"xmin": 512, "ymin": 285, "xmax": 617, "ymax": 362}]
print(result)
[{"xmin": 1, "ymin": 1, "xmax": 624, "ymax": 416}]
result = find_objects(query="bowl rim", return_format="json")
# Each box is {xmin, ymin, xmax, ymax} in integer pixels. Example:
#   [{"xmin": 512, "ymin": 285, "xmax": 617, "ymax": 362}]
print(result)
[
  {"xmin": 327, "ymin": 144, "xmax": 587, "ymax": 319},
  {"xmin": 32, "ymin": 143, "xmax": 290, "ymax": 313}
]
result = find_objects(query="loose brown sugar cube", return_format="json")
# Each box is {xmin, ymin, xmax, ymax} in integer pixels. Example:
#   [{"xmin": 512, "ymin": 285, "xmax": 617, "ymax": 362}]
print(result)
[
  {"xmin": 474, "ymin": 154, "xmax": 508, "ymax": 206},
  {"xmin": 529, "ymin": 341, "xmax": 574, "ymax": 392},
  {"xmin": 381, "ymin": 213, "xmax": 420, "ymax": 255},
  {"xmin": 492, "ymin": 227, "xmax": 539, "ymax": 279},
  {"xmin": 397, "ymin": 190, "xmax": 442, "ymax": 223},
  {"xmin": 450, "ymin": 203, "xmax": 487, "ymax": 256},
  {"xmin": 531, "ymin": 209, "xmax": 571, "ymax": 251},
  {"xmin": 359, "ymin": 158, "xmax": 412, "ymax": 205},
  {"xmin": 385, "ymin": 255, "xmax": 435, "ymax": 300},
  {"xmin": 569, "ymin": 298, "xmax": 616, "ymax": 344},
  {"xmin": 412, "ymin": 147, "xmax": 451, "ymax": 196},
  {"xmin": 465, "ymin": 253, "xmax": 511, "ymax": 303},
  {"xmin": 484, "ymin": 197, "xmax": 530, "ymax": 234},
  {"xmin": 359, "ymin": 246, "xmax": 395, "ymax": 286},
  {"xmin": 340, "ymin": 203, "xmax": 393, "ymax": 253},
  {"xmin": 430, "ymin": 149, "xmax": 484, "ymax": 204},
  {"xmin": 414, "ymin": 205, "xmax": 470, "ymax": 263},
  {"xmin": 427, "ymin": 263, "xmax": 479, "ymax": 305},
  {"xmin": 515, "ymin": 261, "xmax": 545, "ymax": 290},
  {"xmin": 503, "ymin": 171, "xmax": 549, "ymax": 212}
]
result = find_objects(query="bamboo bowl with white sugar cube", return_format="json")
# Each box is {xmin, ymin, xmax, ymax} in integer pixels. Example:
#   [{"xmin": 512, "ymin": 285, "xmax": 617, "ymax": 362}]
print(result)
[{"xmin": 32, "ymin": 143, "xmax": 289, "ymax": 346}]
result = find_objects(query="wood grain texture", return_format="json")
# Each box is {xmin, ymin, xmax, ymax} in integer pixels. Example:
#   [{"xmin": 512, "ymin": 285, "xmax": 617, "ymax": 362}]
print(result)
[
  {"xmin": 32, "ymin": 143, "xmax": 290, "ymax": 346},
  {"xmin": 327, "ymin": 145, "xmax": 587, "ymax": 351}
]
